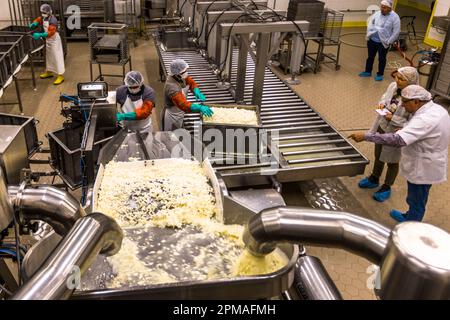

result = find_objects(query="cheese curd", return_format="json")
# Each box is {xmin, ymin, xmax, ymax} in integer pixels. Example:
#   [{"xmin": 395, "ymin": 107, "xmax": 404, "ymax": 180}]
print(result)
[{"xmin": 203, "ymin": 107, "xmax": 258, "ymax": 126}]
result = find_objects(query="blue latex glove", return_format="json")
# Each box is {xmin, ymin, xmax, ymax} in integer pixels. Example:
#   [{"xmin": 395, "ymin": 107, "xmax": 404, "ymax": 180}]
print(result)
[
  {"xmin": 29, "ymin": 22, "xmax": 39, "ymax": 30},
  {"xmin": 32, "ymin": 32, "xmax": 48, "ymax": 40},
  {"xmin": 193, "ymin": 87, "xmax": 206, "ymax": 102},
  {"xmin": 117, "ymin": 112, "xmax": 137, "ymax": 122},
  {"xmin": 191, "ymin": 104, "xmax": 214, "ymax": 117}
]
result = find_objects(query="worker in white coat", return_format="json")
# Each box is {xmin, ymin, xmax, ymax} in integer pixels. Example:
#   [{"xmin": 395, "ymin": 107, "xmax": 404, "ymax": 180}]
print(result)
[
  {"xmin": 116, "ymin": 71, "xmax": 156, "ymax": 134},
  {"xmin": 358, "ymin": 67, "xmax": 418, "ymax": 202},
  {"xmin": 350, "ymin": 85, "xmax": 450, "ymax": 222},
  {"xmin": 29, "ymin": 4, "xmax": 65, "ymax": 85}
]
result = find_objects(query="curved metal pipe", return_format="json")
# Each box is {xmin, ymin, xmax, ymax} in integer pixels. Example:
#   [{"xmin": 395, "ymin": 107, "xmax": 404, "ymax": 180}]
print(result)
[
  {"xmin": 8, "ymin": 185, "xmax": 85, "ymax": 235},
  {"xmin": 11, "ymin": 213, "xmax": 123, "ymax": 300},
  {"xmin": 292, "ymin": 255, "xmax": 343, "ymax": 300},
  {"xmin": 243, "ymin": 207, "xmax": 391, "ymax": 264}
]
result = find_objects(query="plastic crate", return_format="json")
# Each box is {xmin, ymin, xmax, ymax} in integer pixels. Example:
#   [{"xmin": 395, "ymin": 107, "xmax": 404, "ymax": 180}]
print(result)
[
  {"xmin": 0, "ymin": 112, "xmax": 39, "ymax": 156},
  {"xmin": 47, "ymin": 126, "xmax": 116, "ymax": 189}
]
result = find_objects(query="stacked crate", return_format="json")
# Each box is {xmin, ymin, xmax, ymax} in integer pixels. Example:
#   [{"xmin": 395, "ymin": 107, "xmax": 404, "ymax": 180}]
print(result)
[{"xmin": 287, "ymin": 0, "xmax": 325, "ymax": 38}]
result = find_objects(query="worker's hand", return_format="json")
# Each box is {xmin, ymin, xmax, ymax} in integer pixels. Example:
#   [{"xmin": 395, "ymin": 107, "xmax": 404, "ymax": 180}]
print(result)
[
  {"xmin": 191, "ymin": 104, "xmax": 214, "ymax": 117},
  {"xmin": 348, "ymin": 132, "xmax": 366, "ymax": 143},
  {"xmin": 384, "ymin": 111, "xmax": 393, "ymax": 121},
  {"xmin": 32, "ymin": 32, "xmax": 48, "ymax": 40},
  {"xmin": 29, "ymin": 22, "xmax": 39, "ymax": 30},
  {"xmin": 377, "ymin": 103, "xmax": 386, "ymax": 109},
  {"xmin": 193, "ymin": 88, "xmax": 206, "ymax": 102},
  {"xmin": 116, "ymin": 113, "xmax": 124, "ymax": 122}
]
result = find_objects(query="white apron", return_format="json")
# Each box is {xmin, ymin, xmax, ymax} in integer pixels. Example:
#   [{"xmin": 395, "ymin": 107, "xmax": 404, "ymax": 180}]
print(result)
[
  {"xmin": 121, "ymin": 95, "xmax": 152, "ymax": 134},
  {"xmin": 163, "ymin": 85, "xmax": 189, "ymax": 131},
  {"xmin": 43, "ymin": 20, "xmax": 65, "ymax": 75}
]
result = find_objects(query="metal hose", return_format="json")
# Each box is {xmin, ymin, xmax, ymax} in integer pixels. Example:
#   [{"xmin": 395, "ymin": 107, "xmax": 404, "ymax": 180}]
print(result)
[
  {"xmin": 11, "ymin": 213, "xmax": 123, "ymax": 300},
  {"xmin": 243, "ymin": 207, "xmax": 391, "ymax": 264}
]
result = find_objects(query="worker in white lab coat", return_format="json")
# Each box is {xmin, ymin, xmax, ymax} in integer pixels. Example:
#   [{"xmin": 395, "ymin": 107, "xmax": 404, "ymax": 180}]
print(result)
[
  {"xmin": 350, "ymin": 85, "xmax": 450, "ymax": 222},
  {"xmin": 29, "ymin": 4, "xmax": 65, "ymax": 85}
]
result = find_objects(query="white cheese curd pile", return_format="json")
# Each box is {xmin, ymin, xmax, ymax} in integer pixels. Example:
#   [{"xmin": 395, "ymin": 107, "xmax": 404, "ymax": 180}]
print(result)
[
  {"xmin": 203, "ymin": 107, "xmax": 258, "ymax": 126},
  {"xmin": 94, "ymin": 158, "xmax": 288, "ymax": 289},
  {"xmin": 96, "ymin": 159, "xmax": 218, "ymax": 229}
]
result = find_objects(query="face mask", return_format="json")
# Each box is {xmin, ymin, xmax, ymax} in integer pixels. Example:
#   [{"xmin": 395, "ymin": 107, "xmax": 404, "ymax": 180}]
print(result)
[
  {"xmin": 128, "ymin": 86, "xmax": 141, "ymax": 94},
  {"xmin": 42, "ymin": 13, "xmax": 49, "ymax": 18},
  {"xmin": 181, "ymin": 72, "xmax": 188, "ymax": 79}
]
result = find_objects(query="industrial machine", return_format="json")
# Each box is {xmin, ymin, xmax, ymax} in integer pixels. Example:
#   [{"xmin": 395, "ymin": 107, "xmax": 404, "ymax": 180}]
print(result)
[
  {"xmin": 1, "ymin": 0, "xmax": 449, "ymax": 301},
  {"xmin": 1, "ymin": 128, "xmax": 449, "ymax": 299}
]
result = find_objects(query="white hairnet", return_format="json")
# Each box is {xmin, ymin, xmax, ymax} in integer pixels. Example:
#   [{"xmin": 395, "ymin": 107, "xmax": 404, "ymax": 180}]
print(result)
[
  {"xmin": 381, "ymin": 0, "xmax": 393, "ymax": 8},
  {"xmin": 170, "ymin": 59, "xmax": 189, "ymax": 75},
  {"xmin": 401, "ymin": 85, "xmax": 432, "ymax": 101},
  {"xmin": 40, "ymin": 4, "xmax": 52, "ymax": 14},
  {"xmin": 396, "ymin": 66, "xmax": 419, "ymax": 85},
  {"xmin": 124, "ymin": 71, "xmax": 144, "ymax": 87}
]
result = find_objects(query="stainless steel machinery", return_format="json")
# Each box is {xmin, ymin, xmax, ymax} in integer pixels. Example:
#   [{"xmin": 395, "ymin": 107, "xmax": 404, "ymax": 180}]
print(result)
[{"xmin": 243, "ymin": 207, "xmax": 450, "ymax": 299}]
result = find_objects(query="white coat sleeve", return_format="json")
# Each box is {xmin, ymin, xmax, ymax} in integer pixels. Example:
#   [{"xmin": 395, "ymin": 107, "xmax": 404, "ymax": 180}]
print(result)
[{"xmin": 388, "ymin": 15, "xmax": 401, "ymax": 45}]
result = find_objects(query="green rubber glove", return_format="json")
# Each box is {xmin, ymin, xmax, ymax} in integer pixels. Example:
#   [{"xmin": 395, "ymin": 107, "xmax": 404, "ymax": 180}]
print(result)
[
  {"xmin": 29, "ymin": 22, "xmax": 39, "ymax": 30},
  {"xmin": 117, "ymin": 112, "xmax": 137, "ymax": 122},
  {"xmin": 193, "ymin": 87, "xmax": 206, "ymax": 102},
  {"xmin": 32, "ymin": 32, "xmax": 48, "ymax": 40},
  {"xmin": 191, "ymin": 104, "xmax": 214, "ymax": 117}
]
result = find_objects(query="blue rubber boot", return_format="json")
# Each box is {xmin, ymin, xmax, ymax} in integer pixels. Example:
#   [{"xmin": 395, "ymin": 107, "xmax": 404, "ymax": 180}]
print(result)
[
  {"xmin": 390, "ymin": 209, "xmax": 408, "ymax": 222},
  {"xmin": 373, "ymin": 187, "xmax": 391, "ymax": 202},
  {"xmin": 374, "ymin": 75, "xmax": 384, "ymax": 81},
  {"xmin": 358, "ymin": 177, "xmax": 379, "ymax": 189},
  {"xmin": 359, "ymin": 72, "xmax": 372, "ymax": 77}
]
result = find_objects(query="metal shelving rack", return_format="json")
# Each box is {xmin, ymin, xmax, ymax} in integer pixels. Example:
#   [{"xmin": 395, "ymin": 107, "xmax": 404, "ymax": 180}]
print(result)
[{"xmin": 431, "ymin": 22, "xmax": 450, "ymax": 100}]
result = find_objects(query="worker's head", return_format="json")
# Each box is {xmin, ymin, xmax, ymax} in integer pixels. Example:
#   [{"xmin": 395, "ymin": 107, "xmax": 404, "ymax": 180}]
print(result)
[
  {"xmin": 170, "ymin": 59, "xmax": 189, "ymax": 78},
  {"xmin": 40, "ymin": 4, "xmax": 52, "ymax": 17},
  {"xmin": 125, "ymin": 71, "xmax": 144, "ymax": 94},
  {"xmin": 380, "ymin": 0, "xmax": 393, "ymax": 15},
  {"xmin": 393, "ymin": 67, "xmax": 419, "ymax": 89},
  {"xmin": 401, "ymin": 85, "xmax": 432, "ymax": 113}
]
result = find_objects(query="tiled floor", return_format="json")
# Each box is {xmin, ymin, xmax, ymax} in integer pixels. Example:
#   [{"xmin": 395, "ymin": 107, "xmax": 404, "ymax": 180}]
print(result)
[{"xmin": 1, "ymin": 5, "xmax": 448, "ymax": 300}]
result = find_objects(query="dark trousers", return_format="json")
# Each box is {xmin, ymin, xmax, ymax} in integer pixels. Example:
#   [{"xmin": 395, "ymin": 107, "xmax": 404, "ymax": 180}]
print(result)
[
  {"xmin": 365, "ymin": 39, "xmax": 389, "ymax": 76},
  {"xmin": 405, "ymin": 181, "xmax": 432, "ymax": 222},
  {"xmin": 372, "ymin": 143, "xmax": 399, "ymax": 186}
]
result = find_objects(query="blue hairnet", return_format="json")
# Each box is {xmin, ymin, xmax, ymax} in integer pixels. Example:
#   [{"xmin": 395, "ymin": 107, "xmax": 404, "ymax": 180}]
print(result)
[
  {"xmin": 40, "ymin": 4, "xmax": 52, "ymax": 14},
  {"xmin": 170, "ymin": 59, "xmax": 189, "ymax": 75},
  {"xmin": 125, "ymin": 71, "xmax": 144, "ymax": 87}
]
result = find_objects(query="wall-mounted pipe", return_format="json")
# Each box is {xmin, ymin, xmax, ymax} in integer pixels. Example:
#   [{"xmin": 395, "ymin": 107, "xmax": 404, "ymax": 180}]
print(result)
[
  {"xmin": 11, "ymin": 213, "xmax": 123, "ymax": 300},
  {"xmin": 8, "ymin": 185, "xmax": 85, "ymax": 235},
  {"xmin": 243, "ymin": 207, "xmax": 391, "ymax": 264}
]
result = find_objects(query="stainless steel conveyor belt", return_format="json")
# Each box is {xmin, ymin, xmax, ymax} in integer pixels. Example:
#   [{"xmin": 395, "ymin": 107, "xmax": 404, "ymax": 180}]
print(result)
[{"xmin": 157, "ymin": 45, "xmax": 369, "ymax": 187}]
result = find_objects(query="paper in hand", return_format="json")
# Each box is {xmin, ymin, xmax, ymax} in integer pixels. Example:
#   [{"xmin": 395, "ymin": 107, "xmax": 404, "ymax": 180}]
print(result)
[{"xmin": 375, "ymin": 109, "xmax": 389, "ymax": 116}]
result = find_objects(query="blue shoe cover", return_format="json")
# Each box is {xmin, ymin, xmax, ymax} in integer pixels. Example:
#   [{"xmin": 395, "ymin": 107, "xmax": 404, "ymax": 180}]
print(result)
[
  {"xmin": 390, "ymin": 209, "xmax": 408, "ymax": 222},
  {"xmin": 358, "ymin": 177, "xmax": 379, "ymax": 189},
  {"xmin": 359, "ymin": 72, "xmax": 372, "ymax": 77},
  {"xmin": 373, "ymin": 189, "xmax": 391, "ymax": 202}
]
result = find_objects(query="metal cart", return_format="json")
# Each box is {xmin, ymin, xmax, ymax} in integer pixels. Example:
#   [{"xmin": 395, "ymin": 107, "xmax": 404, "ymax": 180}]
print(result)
[
  {"xmin": 304, "ymin": 8, "xmax": 344, "ymax": 73},
  {"xmin": 88, "ymin": 23, "xmax": 132, "ymax": 85}
]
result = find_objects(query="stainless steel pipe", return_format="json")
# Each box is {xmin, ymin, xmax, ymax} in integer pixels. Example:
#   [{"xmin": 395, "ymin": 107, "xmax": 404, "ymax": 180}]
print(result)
[
  {"xmin": 243, "ymin": 207, "xmax": 390, "ymax": 264},
  {"xmin": 292, "ymin": 255, "xmax": 343, "ymax": 300},
  {"xmin": 8, "ymin": 185, "xmax": 85, "ymax": 235},
  {"xmin": 11, "ymin": 213, "xmax": 123, "ymax": 300}
]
